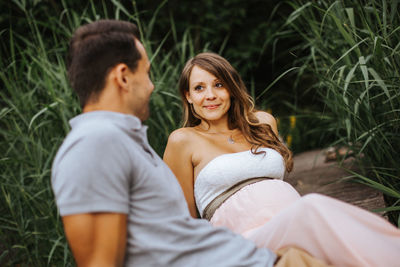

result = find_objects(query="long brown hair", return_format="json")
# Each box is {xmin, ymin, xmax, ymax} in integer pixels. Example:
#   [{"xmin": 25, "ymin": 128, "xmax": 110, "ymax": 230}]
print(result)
[{"xmin": 178, "ymin": 52, "xmax": 293, "ymax": 172}]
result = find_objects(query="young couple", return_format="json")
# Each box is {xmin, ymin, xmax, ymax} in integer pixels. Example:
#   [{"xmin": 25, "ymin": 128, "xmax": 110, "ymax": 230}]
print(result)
[{"xmin": 52, "ymin": 19, "xmax": 400, "ymax": 266}]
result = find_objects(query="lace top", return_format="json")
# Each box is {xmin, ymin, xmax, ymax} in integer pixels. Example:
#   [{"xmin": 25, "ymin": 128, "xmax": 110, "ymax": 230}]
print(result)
[{"xmin": 194, "ymin": 148, "xmax": 285, "ymax": 217}]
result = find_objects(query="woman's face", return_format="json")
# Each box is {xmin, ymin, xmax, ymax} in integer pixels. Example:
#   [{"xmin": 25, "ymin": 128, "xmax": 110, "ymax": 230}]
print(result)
[{"xmin": 186, "ymin": 65, "xmax": 231, "ymax": 123}]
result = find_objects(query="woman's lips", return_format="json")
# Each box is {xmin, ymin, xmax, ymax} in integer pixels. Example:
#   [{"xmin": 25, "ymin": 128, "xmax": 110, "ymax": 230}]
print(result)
[{"xmin": 203, "ymin": 104, "xmax": 220, "ymax": 110}]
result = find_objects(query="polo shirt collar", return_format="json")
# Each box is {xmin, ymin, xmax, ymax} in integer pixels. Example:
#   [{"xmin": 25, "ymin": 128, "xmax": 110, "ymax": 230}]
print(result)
[{"xmin": 69, "ymin": 111, "xmax": 143, "ymax": 131}]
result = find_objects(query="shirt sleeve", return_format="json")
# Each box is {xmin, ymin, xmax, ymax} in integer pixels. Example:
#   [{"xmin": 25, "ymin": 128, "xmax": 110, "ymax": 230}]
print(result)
[{"xmin": 52, "ymin": 128, "xmax": 131, "ymax": 216}]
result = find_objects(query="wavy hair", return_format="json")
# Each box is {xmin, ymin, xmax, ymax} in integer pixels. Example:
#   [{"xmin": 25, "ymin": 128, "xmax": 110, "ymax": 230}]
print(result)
[{"xmin": 178, "ymin": 52, "xmax": 293, "ymax": 172}]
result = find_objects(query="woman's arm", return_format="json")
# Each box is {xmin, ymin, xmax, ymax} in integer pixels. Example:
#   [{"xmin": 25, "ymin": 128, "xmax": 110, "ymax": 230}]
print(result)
[{"xmin": 163, "ymin": 129, "xmax": 198, "ymax": 218}]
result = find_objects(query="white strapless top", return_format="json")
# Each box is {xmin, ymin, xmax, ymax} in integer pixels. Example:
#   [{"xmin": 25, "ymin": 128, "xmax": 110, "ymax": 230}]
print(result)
[{"xmin": 194, "ymin": 148, "xmax": 285, "ymax": 217}]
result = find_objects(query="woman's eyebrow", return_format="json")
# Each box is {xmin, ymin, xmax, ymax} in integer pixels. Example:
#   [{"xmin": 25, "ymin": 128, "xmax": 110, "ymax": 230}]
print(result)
[{"xmin": 190, "ymin": 80, "xmax": 205, "ymax": 86}]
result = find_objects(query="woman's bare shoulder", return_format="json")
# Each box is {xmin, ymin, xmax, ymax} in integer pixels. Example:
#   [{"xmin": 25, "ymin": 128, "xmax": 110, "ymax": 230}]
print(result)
[
  {"xmin": 255, "ymin": 111, "xmax": 276, "ymax": 124},
  {"xmin": 167, "ymin": 127, "xmax": 199, "ymax": 146},
  {"xmin": 254, "ymin": 111, "xmax": 278, "ymax": 134},
  {"xmin": 164, "ymin": 127, "xmax": 202, "ymax": 162}
]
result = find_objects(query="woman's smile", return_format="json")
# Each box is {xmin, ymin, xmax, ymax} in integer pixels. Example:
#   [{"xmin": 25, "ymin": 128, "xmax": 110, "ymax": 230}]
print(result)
[{"xmin": 204, "ymin": 104, "xmax": 221, "ymax": 110}]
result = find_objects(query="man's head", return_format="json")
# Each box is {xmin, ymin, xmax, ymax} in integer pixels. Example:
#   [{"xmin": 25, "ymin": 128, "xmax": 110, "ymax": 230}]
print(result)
[{"xmin": 67, "ymin": 20, "xmax": 153, "ymax": 120}]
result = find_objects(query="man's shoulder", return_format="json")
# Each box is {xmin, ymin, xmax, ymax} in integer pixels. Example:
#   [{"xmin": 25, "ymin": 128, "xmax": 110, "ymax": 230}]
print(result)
[
  {"xmin": 52, "ymin": 117, "xmax": 135, "ymax": 180},
  {"xmin": 54, "ymin": 119, "xmax": 127, "ymax": 166},
  {"xmin": 68, "ymin": 118, "xmax": 126, "ymax": 143}
]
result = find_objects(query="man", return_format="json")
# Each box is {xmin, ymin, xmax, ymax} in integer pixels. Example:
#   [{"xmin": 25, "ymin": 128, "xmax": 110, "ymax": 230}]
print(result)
[
  {"xmin": 52, "ymin": 20, "xmax": 329, "ymax": 267},
  {"xmin": 51, "ymin": 19, "xmax": 277, "ymax": 267}
]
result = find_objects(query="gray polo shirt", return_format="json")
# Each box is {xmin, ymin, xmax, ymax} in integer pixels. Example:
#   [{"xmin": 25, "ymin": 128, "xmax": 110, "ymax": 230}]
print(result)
[{"xmin": 51, "ymin": 111, "xmax": 276, "ymax": 266}]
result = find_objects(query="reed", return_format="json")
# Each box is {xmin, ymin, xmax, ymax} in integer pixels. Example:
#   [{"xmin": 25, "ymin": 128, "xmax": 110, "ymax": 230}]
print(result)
[
  {"xmin": 282, "ymin": 0, "xmax": 400, "ymax": 225},
  {"xmin": 0, "ymin": 0, "xmax": 197, "ymax": 264}
]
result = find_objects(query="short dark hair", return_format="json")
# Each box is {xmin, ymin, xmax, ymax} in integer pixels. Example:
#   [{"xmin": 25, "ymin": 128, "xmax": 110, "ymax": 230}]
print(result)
[{"xmin": 67, "ymin": 19, "xmax": 141, "ymax": 107}]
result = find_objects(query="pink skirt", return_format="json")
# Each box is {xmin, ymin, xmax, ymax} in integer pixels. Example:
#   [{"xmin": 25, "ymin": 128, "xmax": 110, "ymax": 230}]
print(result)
[{"xmin": 210, "ymin": 180, "xmax": 400, "ymax": 267}]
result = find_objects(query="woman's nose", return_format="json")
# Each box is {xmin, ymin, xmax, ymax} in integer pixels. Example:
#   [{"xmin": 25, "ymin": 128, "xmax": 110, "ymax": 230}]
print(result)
[{"xmin": 205, "ymin": 87, "xmax": 216, "ymax": 99}]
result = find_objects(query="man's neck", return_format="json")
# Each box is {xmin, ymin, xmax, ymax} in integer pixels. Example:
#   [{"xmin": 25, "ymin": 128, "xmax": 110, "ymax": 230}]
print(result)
[
  {"xmin": 83, "ymin": 95, "xmax": 130, "ymax": 115},
  {"xmin": 83, "ymin": 104, "xmax": 125, "ymax": 114}
]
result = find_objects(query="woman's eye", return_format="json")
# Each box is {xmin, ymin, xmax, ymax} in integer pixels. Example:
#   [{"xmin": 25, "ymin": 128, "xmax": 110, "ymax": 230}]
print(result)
[
  {"xmin": 194, "ymin": 85, "xmax": 203, "ymax": 91},
  {"xmin": 215, "ymin": 82, "xmax": 223, "ymax": 88}
]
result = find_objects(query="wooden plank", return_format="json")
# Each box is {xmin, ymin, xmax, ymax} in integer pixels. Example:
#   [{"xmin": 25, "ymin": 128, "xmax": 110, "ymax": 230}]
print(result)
[{"xmin": 285, "ymin": 149, "xmax": 386, "ymax": 214}]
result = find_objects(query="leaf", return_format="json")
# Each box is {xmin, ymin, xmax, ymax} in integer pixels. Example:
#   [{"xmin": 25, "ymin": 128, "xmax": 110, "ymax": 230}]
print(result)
[
  {"xmin": 285, "ymin": 2, "xmax": 312, "ymax": 25},
  {"xmin": 331, "ymin": 38, "xmax": 367, "ymax": 69},
  {"xmin": 343, "ymin": 64, "xmax": 358, "ymax": 96},
  {"xmin": 368, "ymin": 67, "xmax": 390, "ymax": 98},
  {"xmin": 256, "ymin": 67, "xmax": 299, "ymax": 100},
  {"xmin": 348, "ymin": 170, "xmax": 400, "ymax": 198},
  {"xmin": 28, "ymin": 102, "xmax": 58, "ymax": 131},
  {"xmin": 354, "ymin": 89, "xmax": 368, "ymax": 115},
  {"xmin": 345, "ymin": 7, "xmax": 355, "ymax": 30},
  {"xmin": 358, "ymin": 56, "xmax": 369, "ymax": 90}
]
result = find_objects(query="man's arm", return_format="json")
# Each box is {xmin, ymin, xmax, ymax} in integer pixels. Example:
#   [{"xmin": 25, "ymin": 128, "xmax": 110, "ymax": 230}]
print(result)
[
  {"xmin": 62, "ymin": 213, "xmax": 127, "ymax": 267},
  {"xmin": 53, "ymin": 128, "xmax": 132, "ymax": 266}
]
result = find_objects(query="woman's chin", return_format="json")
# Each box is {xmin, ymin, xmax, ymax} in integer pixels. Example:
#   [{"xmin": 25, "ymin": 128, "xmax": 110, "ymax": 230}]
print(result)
[{"xmin": 201, "ymin": 115, "xmax": 227, "ymax": 123}]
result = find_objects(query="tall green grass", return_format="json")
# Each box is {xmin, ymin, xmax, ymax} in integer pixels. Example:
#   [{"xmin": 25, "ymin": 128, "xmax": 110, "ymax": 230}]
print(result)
[
  {"xmin": 1, "ymin": 2, "xmax": 78, "ymax": 264},
  {"xmin": 0, "ymin": 1, "xmax": 200, "ymax": 264},
  {"xmin": 283, "ymin": 0, "xmax": 400, "ymax": 225}
]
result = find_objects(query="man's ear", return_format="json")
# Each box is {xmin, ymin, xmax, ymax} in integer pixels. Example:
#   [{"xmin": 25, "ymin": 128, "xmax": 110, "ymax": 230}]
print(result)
[
  {"xmin": 185, "ymin": 91, "xmax": 192, "ymax": 104},
  {"xmin": 113, "ymin": 63, "xmax": 130, "ymax": 91}
]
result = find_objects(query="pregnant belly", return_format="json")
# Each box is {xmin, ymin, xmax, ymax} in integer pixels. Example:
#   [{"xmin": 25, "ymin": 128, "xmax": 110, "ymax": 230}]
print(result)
[{"xmin": 210, "ymin": 180, "xmax": 300, "ymax": 235}]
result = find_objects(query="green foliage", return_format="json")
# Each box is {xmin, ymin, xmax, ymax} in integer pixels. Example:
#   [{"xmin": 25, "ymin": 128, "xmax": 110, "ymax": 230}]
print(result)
[
  {"xmin": 283, "ymin": 0, "xmax": 400, "ymax": 225},
  {"xmin": 1, "ymin": 2, "xmax": 80, "ymax": 265},
  {"xmin": 0, "ymin": 0, "xmax": 190, "ymax": 264},
  {"xmin": 135, "ymin": 0, "xmax": 285, "ymax": 76}
]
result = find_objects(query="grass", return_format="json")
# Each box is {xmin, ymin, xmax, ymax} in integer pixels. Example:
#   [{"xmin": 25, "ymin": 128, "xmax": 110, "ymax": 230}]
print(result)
[
  {"xmin": 0, "ymin": 0, "xmax": 191, "ymax": 264},
  {"xmin": 1, "ymin": 2, "xmax": 84, "ymax": 264},
  {"xmin": 282, "ymin": 0, "xmax": 400, "ymax": 225}
]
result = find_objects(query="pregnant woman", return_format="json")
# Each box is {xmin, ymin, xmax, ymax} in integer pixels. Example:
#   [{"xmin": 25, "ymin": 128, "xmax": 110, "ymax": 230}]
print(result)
[{"xmin": 163, "ymin": 52, "xmax": 400, "ymax": 267}]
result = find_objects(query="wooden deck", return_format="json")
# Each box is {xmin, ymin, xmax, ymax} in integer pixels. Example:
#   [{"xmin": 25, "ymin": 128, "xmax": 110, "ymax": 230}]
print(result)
[{"xmin": 285, "ymin": 149, "xmax": 386, "ymax": 214}]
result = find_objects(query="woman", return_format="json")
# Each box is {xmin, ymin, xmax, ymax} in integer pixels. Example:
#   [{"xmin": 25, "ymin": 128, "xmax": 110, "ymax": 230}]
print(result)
[{"xmin": 163, "ymin": 52, "xmax": 400, "ymax": 267}]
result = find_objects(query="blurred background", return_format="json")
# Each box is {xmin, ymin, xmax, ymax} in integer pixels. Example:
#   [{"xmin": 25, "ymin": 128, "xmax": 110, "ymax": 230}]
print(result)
[{"xmin": 1, "ymin": 0, "xmax": 399, "ymax": 265}]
